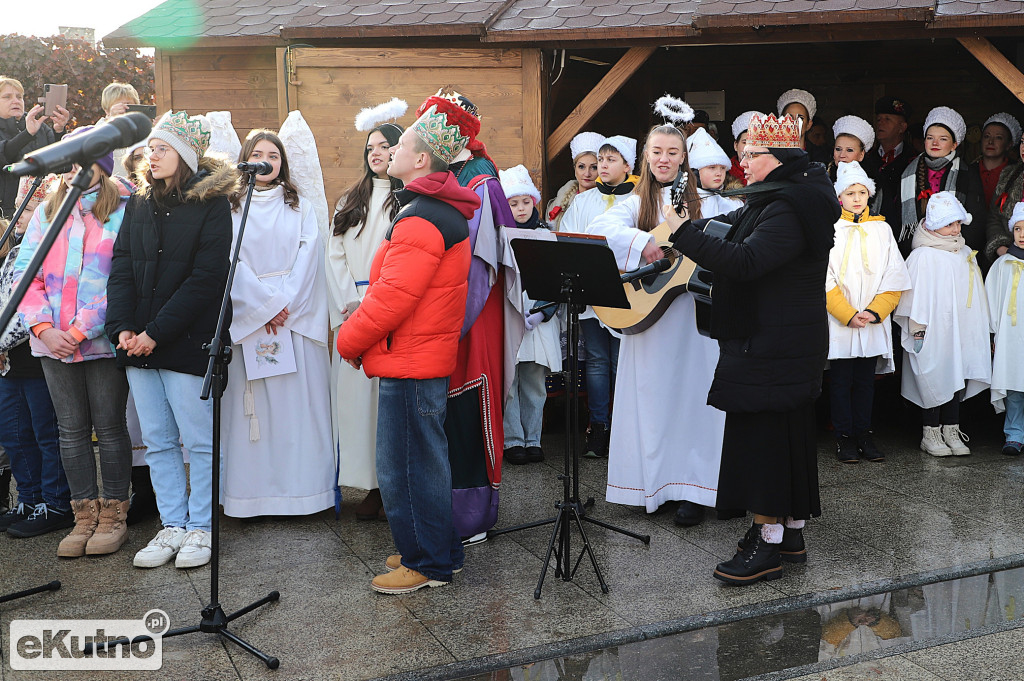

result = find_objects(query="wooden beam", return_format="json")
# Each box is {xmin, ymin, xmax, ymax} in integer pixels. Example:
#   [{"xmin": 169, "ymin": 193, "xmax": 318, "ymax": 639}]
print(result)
[
  {"xmin": 276, "ymin": 47, "xmax": 289, "ymax": 124},
  {"xmin": 546, "ymin": 46, "xmax": 656, "ymax": 163},
  {"xmin": 154, "ymin": 49, "xmax": 171, "ymax": 113},
  {"xmin": 521, "ymin": 48, "xmax": 544, "ymax": 198},
  {"xmin": 957, "ymin": 36, "xmax": 1024, "ymax": 106}
]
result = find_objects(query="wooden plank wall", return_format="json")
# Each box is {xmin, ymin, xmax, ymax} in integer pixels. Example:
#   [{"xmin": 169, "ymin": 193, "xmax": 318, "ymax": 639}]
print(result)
[
  {"xmin": 159, "ymin": 47, "xmax": 281, "ymax": 148},
  {"xmin": 290, "ymin": 47, "xmax": 541, "ymax": 208}
]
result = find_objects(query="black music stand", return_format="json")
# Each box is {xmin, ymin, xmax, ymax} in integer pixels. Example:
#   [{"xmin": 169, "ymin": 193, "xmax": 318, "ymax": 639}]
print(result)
[{"xmin": 491, "ymin": 237, "xmax": 650, "ymax": 598}]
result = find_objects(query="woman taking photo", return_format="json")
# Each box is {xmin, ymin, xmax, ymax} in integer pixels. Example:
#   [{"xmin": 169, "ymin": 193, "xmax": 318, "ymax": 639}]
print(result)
[
  {"xmin": 220, "ymin": 129, "xmax": 334, "ymax": 518},
  {"xmin": 106, "ymin": 111, "xmax": 234, "ymax": 570},
  {"xmin": 327, "ymin": 111, "xmax": 405, "ymax": 521},
  {"xmin": 14, "ymin": 130, "xmax": 133, "ymax": 556}
]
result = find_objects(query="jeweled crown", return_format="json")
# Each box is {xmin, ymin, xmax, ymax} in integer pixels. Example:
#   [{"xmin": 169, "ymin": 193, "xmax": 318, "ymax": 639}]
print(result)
[
  {"xmin": 411, "ymin": 104, "xmax": 470, "ymax": 165},
  {"xmin": 746, "ymin": 113, "xmax": 802, "ymax": 149}
]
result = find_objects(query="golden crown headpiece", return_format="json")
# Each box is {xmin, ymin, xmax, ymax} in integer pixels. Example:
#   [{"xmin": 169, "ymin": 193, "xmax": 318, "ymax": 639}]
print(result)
[
  {"xmin": 432, "ymin": 87, "xmax": 479, "ymax": 118},
  {"xmin": 746, "ymin": 113, "xmax": 803, "ymax": 149},
  {"xmin": 411, "ymin": 104, "xmax": 470, "ymax": 165}
]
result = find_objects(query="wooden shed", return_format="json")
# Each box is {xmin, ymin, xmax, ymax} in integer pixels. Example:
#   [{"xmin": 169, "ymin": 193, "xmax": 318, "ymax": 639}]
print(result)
[{"xmin": 105, "ymin": 0, "xmax": 1024, "ymax": 205}]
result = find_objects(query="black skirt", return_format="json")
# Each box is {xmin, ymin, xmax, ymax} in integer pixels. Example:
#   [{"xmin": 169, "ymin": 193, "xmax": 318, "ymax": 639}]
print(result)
[{"xmin": 715, "ymin": 401, "xmax": 821, "ymax": 520}]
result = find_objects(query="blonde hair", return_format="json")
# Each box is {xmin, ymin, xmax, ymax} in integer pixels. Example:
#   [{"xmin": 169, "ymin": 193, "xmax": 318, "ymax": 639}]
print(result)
[
  {"xmin": 0, "ymin": 77, "xmax": 24, "ymax": 95},
  {"xmin": 101, "ymin": 82, "xmax": 140, "ymax": 112},
  {"xmin": 44, "ymin": 172, "xmax": 122, "ymax": 226}
]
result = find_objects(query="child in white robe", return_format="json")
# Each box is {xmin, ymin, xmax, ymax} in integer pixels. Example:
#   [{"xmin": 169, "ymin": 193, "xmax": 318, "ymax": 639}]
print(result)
[
  {"xmin": 826, "ymin": 162, "xmax": 910, "ymax": 464},
  {"xmin": 894, "ymin": 191, "xmax": 991, "ymax": 457},
  {"xmin": 985, "ymin": 201, "xmax": 1024, "ymax": 456}
]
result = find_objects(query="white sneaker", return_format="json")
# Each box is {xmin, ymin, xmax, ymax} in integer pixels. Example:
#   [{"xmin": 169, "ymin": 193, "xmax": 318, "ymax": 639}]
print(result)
[
  {"xmin": 941, "ymin": 425, "xmax": 971, "ymax": 456},
  {"xmin": 134, "ymin": 527, "xmax": 187, "ymax": 568},
  {"xmin": 174, "ymin": 529, "xmax": 212, "ymax": 569},
  {"xmin": 920, "ymin": 426, "xmax": 952, "ymax": 457}
]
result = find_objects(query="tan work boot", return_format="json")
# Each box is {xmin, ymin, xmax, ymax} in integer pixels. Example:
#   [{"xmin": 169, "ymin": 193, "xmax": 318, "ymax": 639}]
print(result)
[
  {"xmin": 57, "ymin": 499, "xmax": 99, "ymax": 558},
  {"xmin": 371, "ymin": 566, "xmax": 447, "ymax": 594},
  {"xmin": 85, "ymin": 498, "xmax": 129, "ymax": 555},
  {"xmin": 385, "ymin": 554, "xmax": 462, "ymax": 573}
]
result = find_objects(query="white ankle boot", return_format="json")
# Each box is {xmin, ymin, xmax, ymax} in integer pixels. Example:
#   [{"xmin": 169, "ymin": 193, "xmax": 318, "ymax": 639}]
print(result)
[
  {"xmin": 941, "ymin": 425, "xmax": 970, "ymax": 456},
  {"xmin": 921, "ymin": 426, "xmax": 952, "ymax": 457}
]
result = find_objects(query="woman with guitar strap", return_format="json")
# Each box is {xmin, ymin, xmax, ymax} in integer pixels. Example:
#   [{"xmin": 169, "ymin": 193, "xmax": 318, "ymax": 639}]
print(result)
[
  {"xmin": 664, "ymin": 113, "xmax": 842, "ymax": 586},
  {"xmin": 587, "ymin": 96, "xmax": 726, "ymax": 529}
]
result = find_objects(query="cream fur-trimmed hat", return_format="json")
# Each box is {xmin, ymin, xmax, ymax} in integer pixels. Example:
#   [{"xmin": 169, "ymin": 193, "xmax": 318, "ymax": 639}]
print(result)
[
  {"xmin": 686, "ymin": 127, "xmax": 730, "ymax": 170},
  {"xmin": 731, "ymin": 111, "xmax": 761, "ymax": 140},
  {"xmin": 832, "ymin": 115, "xmax": 875, "ymax": 152},
  {"xmin": 923, "ymin": 106, "xmax": 967, "ymax": 145},
  {"xmin": 984, "ymin": 112, "xmax": 1022, "ymax": 145},
  {"xmin": 834, "ymin": 161, "xmax": 876, "ymax": 198},
  {"xmin": 570, "ymin": 132, "xmax": 604, "ymax": 162},
  {"xmin": 602, "ymin": 135, "xmax": 637, "ymax": 170},
  {"xmin": 777, "ymin": 89, "xmax": 816, "ymax": 121},
  {"xmin": 925, "ymin": 191, "xmax": 972, "ymax": 231},
  {"xmin": 1009, "ymin": 201, "xmax": 1024, "ymax": 231},
  {"xmin": 499, "ymin": 164, "xmax": 541, "ymax": 204},
  {"xmin": 149, "ymin": 111, "xmax": 212, "ymax": 173}
]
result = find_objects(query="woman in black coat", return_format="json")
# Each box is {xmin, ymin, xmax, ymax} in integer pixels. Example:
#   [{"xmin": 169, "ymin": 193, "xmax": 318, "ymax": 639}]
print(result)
[
  {"xmin": 0, "ymin": 76, "xmax": 69, "ymax": 216},
  {"xmin": 661, "ymin": 114, "xmax": 841, "ymax": 586}
]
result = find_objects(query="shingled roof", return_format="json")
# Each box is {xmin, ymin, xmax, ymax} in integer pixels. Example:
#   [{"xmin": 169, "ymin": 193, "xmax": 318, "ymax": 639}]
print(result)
[{"xmin": 103, "ymin": 0, "xmax": 1024, "ymax": 47}]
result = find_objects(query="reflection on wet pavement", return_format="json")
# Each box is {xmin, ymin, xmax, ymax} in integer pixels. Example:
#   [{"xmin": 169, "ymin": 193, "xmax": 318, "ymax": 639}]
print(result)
[{"xmin": 458, "ymin": 567, "xmax": 1024, "ymax": 680}]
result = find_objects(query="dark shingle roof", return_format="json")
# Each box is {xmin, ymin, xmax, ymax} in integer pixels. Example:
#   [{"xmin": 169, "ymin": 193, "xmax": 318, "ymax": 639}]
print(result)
[{"xmin": 279, "ymin": 0, "xmax": 512, "ymax": 38}]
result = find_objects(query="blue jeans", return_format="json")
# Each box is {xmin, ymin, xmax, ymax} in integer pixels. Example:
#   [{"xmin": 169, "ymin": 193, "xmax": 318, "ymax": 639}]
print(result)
[
  {"xmin": 504, "ymin": 361, "xmax": 547, "ymax": 448},
  {"xmin": 1004, "ymin": 391, "xmax": 1024, "ymax": 444},
  {"xmin": 0, "ymin": 376, "xmax": 68, "ymax": 509},
  {"xmin": 126, "ymin": 368, "xmax": 213, "ymax": 531},
  {"xmin": 377, "ymin": 377, "xmax": 463, "ymax": 581},
  {"xmin": 581, "ymin": 318, "xmax": 618, "ymax": 425}
]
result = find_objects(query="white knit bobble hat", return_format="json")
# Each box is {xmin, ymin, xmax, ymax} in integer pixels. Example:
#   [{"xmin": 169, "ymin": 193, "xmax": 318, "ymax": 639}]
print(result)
[
  {"xmin": 602, "ymin": 135, "xmax": 637, "ymax": 170},
  {"xmin": 686, "ymin": 127, "xmax": 731, "ymax": 170},
  {"xmin": 777, "ymin": 89, "xmax": 816, "ymax": 121},
  {"xmin": 923, "ymin": 106, "xmax": 967, "ymax": 145},
  {"xmin": 832, "ymin": 115, "xmax": 875, "ymax": 152},
  {"xmin": 499, "ymin": 164, "xmax": 541, "ymax": 205},
  {"xmin": 731, "ymin": 111, "xmax": 761, "ymax": 140},
  {"xmin": 570, "ymin": 132, "xmax": 604, "ymax": 162},
  {"xmin": 925, "ymin": 191, "xmax": 972, "ymax": 231},
  {"xmin": 148, "ymin": 111, "xmax": 213, "ymax": 173},
  {"xmin": 984, "ymin": 113, "xmax": 1023, "ymax": 146},
  {"xmin": 1009, "ymin": 201, "xmax": 1024, "ymax": 232},
  {"xmin": 834, "ymin": 161, "xmax": 876, "ymax": 198}
]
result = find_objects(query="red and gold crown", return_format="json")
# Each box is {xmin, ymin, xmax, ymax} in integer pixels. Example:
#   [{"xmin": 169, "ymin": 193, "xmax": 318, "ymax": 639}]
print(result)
[
  {"xmin": 410, "ymin": 104, "xmax": 470, "ymax": 165},
  {"xmin": 746, "ymin": 113, "xmax": 802, "ymax": 149}
]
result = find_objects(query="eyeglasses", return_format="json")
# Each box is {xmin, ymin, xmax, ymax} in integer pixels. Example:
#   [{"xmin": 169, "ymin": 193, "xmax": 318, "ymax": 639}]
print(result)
[
  {"xmin": 739, "ymin": 151, "xmax": 773, "ymax": 161},
  {"xmin": 144, "ymin": 145, "xmax": 172, "ymax": 159}
]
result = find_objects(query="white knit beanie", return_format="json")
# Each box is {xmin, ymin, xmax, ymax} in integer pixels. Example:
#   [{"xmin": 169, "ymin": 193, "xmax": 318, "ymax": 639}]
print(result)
[
  {"xmin": 777, "ymin": 89, "xmax": 816, "ymax": 121},
  {"xmin": 499, "ymin": 164, "xmax": 541, "ymax": 204},
  {"xmin": 602, "ymin": 135, "xmax": 637, "ymax": 170},
  {"xmin": 923, "ymin": 106, "xmax": 967, "ymax": 145},
  {"xmin": 834, "ymin": 161, "xmax": 876, "ymax": 197},
  {"xmin": 686, "ymin": 127, "xmax": 731, "ymax": 170},
  {"xmin": 1009, "ymin": 201, "xmax": 1024, "ymax": 232},
  {"xmin": 925, "ymin": 191, "xmax": 972, "ymax": 231},
  {"xmin": 832, "ymin": 115, "xmax": 875, "ymax": 152},
  {"xmin": 570, "ymin": 132, "xmax": 604, "ymax": 162},
  {"xmin": 732, "ymin": 111, "xmax": 761, "ymax": 141},
  {"xmin": 984, "ymin": 113, "xmax": 1023, "ymax": 145}
]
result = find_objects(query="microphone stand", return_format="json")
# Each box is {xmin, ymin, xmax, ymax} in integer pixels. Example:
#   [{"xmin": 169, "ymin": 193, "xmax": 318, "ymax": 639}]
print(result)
[
  {"xmin": 0, "ymin": 175, "xmax": 43, "ymax": 250},
  {"xmin": 88, "ymin": 169, "xmax": 281, "ymax": 668}
]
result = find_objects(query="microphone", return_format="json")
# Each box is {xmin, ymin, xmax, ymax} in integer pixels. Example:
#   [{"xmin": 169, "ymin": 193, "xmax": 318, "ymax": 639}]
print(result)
[
  {"xmin": 236, "ymin": 161, "xmax": 273, "ymax": 175},
  {"xmin": 621, "ymin": 258, "xmax": 671, "ymax": 284},
  {"xmin": 3, "ymin": 112, "xmax": 152, "ymax": 177}
]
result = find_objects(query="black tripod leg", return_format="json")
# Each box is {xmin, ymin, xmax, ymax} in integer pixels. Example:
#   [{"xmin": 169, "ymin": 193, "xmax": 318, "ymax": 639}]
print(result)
[
  {"xmin": 535, "ymin": 506, "xmax": 566, "ymax": 599},
  {"xmin": 219, "ymin": 628, "xmax": 280, "ymax": 669},
  {"xmin": 582, "ymin": 515, "xmax": 652, "ymax": 544},
  {"xmin": 0, "ymin": 580, "xmax": 60, "ymax": 604},
  {"xmin": 570, "ymin": 508, "xmax": 610, "ymax": 594},
  {"xmin": 487, "ymin": 516, "xmax": 556, "ymax": 539},
  {"xmin": 224, "ymin": 591, "xmax": 281, "ymax": 623}
]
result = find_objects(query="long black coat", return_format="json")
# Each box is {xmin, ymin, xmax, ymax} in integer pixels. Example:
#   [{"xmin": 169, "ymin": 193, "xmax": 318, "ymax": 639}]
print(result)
[
  {"xmin": 671, "ymin": 157, "xmax": 841, "ymax": 414},
  {"xmin": 105, "ymin": 157, "xmax": 237, "ymax": 376},
  {"xmin": 0, "ymin": 116, "xmax": 57, "ymax": 216}
]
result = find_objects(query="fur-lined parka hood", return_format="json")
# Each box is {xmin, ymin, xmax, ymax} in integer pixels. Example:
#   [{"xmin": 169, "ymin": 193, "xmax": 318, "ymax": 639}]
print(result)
[{"xmin": 138, "ymin": 155, "xmax": 240, "ymax": 203}]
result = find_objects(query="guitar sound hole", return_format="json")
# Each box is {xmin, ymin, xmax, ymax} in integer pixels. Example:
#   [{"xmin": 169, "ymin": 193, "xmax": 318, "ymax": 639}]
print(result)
[{"xmin": 659, "ymin": 247, "xmax": 680, "ymax": 263}]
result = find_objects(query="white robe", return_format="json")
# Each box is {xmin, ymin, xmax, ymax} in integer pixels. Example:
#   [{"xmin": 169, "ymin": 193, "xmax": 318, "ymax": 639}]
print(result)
[
  {"xmin": 221, "ymin": 187, "xmax": 335, "ymax": 517},
  {"xmin": 986, "ymin": 253, "xmax": 1024, "ymax": 412},
  {"xmin": 894, "ymin": 246, "xmax": 991, "ymax": 409},
  {"xmin": 325, "ymin": 179, "xmax": 391, "ymax": 490},
  {"xmin": 587, "ymin": 188, "xmax": 726, "ymax": 511},
  {"xmin": 826, "ymin": 217, "xmax": 911, "ymax": 373}
]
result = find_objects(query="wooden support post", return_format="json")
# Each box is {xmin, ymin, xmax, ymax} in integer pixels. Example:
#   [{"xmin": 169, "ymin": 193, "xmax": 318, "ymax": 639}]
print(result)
[
  {"xmin": 958, "ymin": 36, "xmax": 1024, "ymax": 106},
  {"xmin": 154, "ymin": 49, "xmax": 172, "ymax": 113},
  {"xmin": 522, "ymin": 48, "xmax": 545, "ymax": 199},
  {"xmin": 546, "ymin": 46, "xmax": 656, "ymax": 163}
]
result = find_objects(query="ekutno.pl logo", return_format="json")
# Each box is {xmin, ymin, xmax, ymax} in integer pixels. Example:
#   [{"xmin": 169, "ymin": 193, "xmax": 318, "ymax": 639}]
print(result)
[{"xmin": 9, "ymin": 609, "xmax": 170, "ymax": 670}]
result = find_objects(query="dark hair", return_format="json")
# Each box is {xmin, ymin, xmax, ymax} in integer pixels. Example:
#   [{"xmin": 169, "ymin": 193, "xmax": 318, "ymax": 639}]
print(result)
[
  {"xmin": 635, "ymin": 125, "xmax": 701, "ymax": 232},
  {"xmin": 768, "ymin": 147, "xmax": 807, "ymax": 164},
  {"xmin": 409, "ymin": 134, "xmax": 449, "ymax": 174},
  {"xmin": 144, "ymin": 153, "xmax": 193, "ymax": 207},
  {"xmin": 924, "ymin": 123, "xmax": 957, "ymax": 146},
  {"xmin": 333, "ymin": 124, "xmax": 404, "ymax": 237},
  {"xmin": 230, "ymin": 129, "xmax": 300, "ymax": 212}
]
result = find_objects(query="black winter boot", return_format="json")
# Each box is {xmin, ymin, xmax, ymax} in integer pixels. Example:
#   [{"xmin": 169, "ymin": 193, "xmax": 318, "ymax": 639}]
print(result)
[
  {"xmin": 856, "ymin": 431, "xmax": 885, "ymax": 462},
  {"xmin": 583, "ymin": 423, "xmax": 609, "ymax": 459},
  {"xmin": 836, "ymin": 435, "xmax": 860, "ymax": 464},
  {"xmin": 126, "ymin": 466, "xmax": 158, "ymax": 526},
  {"xmin": 715, "ymin": 524, "xmax": 782, "ymax": 585},
  {"xmin": 674, "ymin": 500, "xmax": 704, "ymax": 527},
  {"xmin": 737, "ymin": 523, "xmax": 807, "ymax": 563},
  {"xmin": 0, "ymin": 467, "xmax": 10, "ymax": 515}
]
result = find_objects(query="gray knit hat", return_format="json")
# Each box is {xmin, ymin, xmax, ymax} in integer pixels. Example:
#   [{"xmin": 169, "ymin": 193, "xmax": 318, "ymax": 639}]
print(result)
[{"xmin": 148, "ymin": 111, "xmax": 212, "ymax": 173}]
